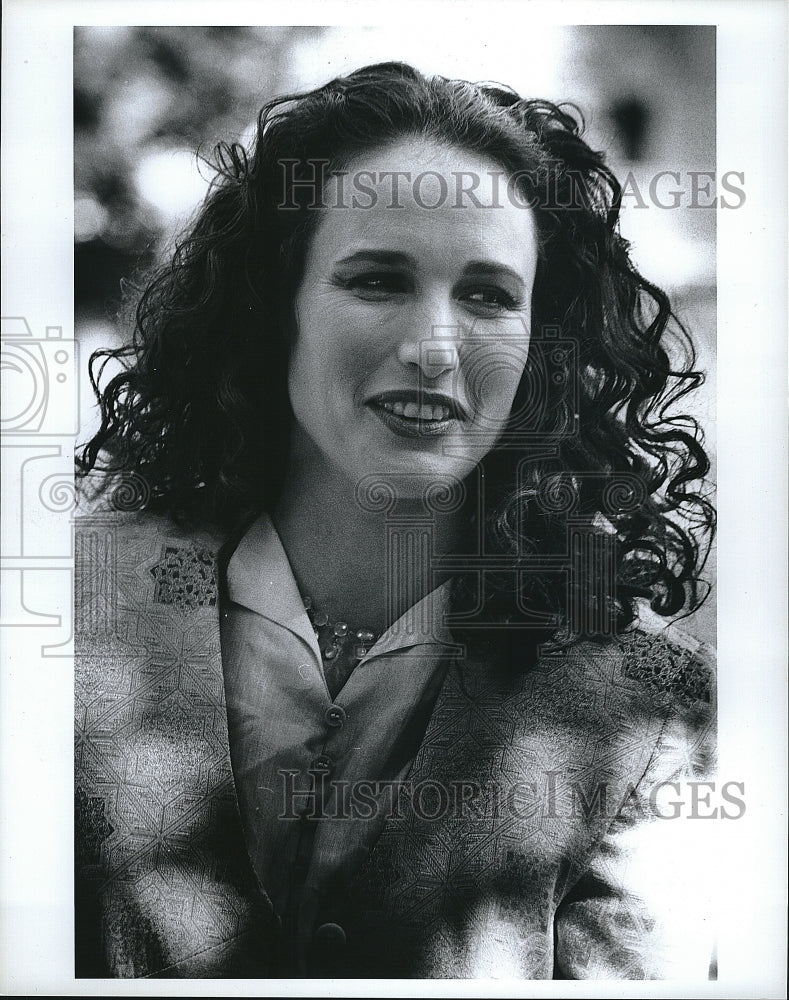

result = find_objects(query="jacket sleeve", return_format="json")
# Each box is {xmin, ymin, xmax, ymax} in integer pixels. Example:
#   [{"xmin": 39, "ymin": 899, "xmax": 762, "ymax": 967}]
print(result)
[{"xmin": 553, "ymin": 628, "xmax": 718, "ymax": 980}]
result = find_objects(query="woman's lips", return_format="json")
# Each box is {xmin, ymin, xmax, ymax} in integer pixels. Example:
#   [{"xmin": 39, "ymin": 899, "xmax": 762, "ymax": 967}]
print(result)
[
  {"xmin": 379, "ymin": 399, "xmax": 451, "ymax": 421},
  {"xmin": 367, "ymin": 400, "xmax": 458, "ymax": 438}
]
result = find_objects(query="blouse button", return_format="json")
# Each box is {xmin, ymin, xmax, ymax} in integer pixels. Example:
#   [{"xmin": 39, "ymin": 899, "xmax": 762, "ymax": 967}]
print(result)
[
  {"xmin": 311, "ymin": 753, "xmax": 333, "ymax": 776},
  {"xmin": 313, "ymin": 922, "xmax": 346, "ymax": 950},
  {"xmin": 324, "ymin": 705, "xmax": 346, "ymax": 728}
]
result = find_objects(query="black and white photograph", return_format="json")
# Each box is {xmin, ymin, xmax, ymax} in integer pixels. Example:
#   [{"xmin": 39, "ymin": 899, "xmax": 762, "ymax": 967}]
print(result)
[{"xmin": 1, "ymin": 4, "xmax": 786, "ymax": 996}]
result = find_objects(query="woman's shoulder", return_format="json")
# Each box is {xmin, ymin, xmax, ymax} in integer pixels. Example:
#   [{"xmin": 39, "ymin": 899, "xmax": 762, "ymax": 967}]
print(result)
[
  {"xmin": 74, "ymin": 477, "xmax": 229, "ymax": 552},
  {"xmin": 617, "ymin": 602, "xmax": 716, "ymax": 708},
  {"xmin": 555, "ymin": 603, "xmax": 716, "ymax": 717},
  {"xmin": 545, "ymin": 607, "xmax": 717, "ymax": 783},
  {"xmin": 74, "ymin": 480, "xmax": 234, "ymax": 614}
]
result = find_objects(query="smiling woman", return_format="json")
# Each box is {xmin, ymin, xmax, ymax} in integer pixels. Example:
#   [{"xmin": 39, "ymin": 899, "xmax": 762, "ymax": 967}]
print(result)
[
  {"xmin": 75, "ymin": 62, "xmax": 716, "ymax": 980},
  {"xmin": 286, "ymin": 139, "xmax": 538, "ymax": 498}
]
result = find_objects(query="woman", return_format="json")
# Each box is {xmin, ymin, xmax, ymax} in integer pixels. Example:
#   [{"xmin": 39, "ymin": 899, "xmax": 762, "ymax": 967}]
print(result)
[{"xmin": 75, "ymin": 61, "xmax": 716, "ymax": 979}]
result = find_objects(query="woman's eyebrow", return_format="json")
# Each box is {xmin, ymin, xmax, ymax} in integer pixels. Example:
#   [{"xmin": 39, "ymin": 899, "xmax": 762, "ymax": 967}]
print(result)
[
  {"xmin": 461, "ymin": 260, "xmax": 526, "ymax": 287},
  {"xmin": 334, "ymin": 253, "xmax": 527, "ymax": 286},
  {"xmin": 334, "ymin": 250, "xmax": 415, "ymax": 268}
]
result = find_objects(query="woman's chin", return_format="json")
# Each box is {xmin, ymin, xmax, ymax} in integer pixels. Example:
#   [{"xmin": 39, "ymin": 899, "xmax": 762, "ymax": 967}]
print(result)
[{"xmin": 350, "ymin": 454, "xmax": 477, "ymax": 504}]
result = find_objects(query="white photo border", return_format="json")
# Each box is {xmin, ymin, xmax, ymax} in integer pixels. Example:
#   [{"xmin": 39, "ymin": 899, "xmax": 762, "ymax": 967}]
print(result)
[{"xmin": 1, "ymin": 1, "xmax": 786, "ymax": 996}]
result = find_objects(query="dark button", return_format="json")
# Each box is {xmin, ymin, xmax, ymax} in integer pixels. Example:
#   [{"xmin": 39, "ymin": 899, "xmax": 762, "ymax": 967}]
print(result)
[
  {"xmin": 310, "ymin": 753, "xmax": 333, "ymax": 775},
  {"xmin": 313, "ymin": 922, "xmax": 346, "ymax": 950},
  {"xmin": 324, "ymin": 704, "xmax": 346, "ymax": 728}
]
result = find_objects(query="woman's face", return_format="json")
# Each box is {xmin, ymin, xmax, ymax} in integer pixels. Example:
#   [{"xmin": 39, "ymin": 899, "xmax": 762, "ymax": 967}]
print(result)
[{"xmin": 286, "ymin": 137, "xmax": 539, "ymax": 496}]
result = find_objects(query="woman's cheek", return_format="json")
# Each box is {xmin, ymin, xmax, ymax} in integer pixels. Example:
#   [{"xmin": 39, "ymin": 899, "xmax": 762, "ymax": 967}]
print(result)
[{"xmin": 464, "ymin": 345, "xmax": 529, "ymax": 424}]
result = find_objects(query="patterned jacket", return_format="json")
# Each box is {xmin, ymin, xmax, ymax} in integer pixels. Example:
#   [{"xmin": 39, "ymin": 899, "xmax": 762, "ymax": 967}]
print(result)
[{"xmin": 75, "ymin": 509, "xmax": 716, "ymax": 979}]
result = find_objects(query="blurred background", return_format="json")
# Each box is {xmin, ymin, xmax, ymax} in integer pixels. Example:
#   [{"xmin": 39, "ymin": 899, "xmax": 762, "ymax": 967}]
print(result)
[{"xmin": 74, "ymin": 24, "xmax": 716, "ymax": 640}]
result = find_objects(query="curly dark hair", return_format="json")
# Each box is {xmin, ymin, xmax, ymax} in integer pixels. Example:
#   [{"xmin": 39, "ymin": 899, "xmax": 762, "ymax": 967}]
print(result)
[{"xmin": 77, "ymin": 61, "xmax": 715, "ymax": 641}]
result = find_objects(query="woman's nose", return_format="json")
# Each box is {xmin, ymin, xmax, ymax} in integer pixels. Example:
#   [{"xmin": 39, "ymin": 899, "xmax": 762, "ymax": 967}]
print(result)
[
  {"xmin": 396, "ymin": 329, "xmax": 461, "ymax": 378},
  {"xmin": 395, "ymin": 298, "xmax": 463, "ymax": 379}
]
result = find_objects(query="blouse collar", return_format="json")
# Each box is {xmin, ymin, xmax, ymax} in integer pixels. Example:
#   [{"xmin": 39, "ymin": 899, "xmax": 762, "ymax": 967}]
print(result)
[{"xmin": 226, "ymin": 512, "xmax": 455, "ymax": 662}]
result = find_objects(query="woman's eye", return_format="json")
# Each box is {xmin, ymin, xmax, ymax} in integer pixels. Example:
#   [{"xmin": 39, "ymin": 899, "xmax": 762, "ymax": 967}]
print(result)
[
  {"xmin": 461, "ymin": 287, "xmax": 520, "ymax": 312},
  {"xmin": 345, "ymin": 273, "xmax": 408, "ymax": 297}
]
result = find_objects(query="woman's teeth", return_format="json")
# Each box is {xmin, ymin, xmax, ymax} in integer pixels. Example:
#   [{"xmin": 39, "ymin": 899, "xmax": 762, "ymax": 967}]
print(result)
[{"xmin": 379, "ymin": 401, "xmax": 451, "ymax": 421}]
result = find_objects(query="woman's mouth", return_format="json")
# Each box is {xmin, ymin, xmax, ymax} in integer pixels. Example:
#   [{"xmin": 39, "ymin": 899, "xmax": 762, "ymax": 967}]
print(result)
[
  {"xmin": 366, "ymin": 392, "xmax": 463, "ymax": 438},
  {"xmin": 379, "ymin": 400, "xmax": 452, "ymax": 422}
]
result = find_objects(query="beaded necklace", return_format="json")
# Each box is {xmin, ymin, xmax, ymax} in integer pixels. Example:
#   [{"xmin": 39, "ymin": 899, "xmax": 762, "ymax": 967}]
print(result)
[
  {"xmin": 303, "ymin": 596, "xmax": 380, "ymax": 662},
  {"xmin": 303, "ymin": 597, "xmax": 382, "ymax": 699}
]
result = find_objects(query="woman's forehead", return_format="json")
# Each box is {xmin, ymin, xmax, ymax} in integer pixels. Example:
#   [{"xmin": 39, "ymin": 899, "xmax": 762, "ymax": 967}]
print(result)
[
  {"xmin": 329, "ymin": 135, "xmax": 516, "ymax": 206},
  {"xmin": 308, "ymin": 138, "xmax": 539, "ymax": 276},
  {"xmin": 322, "ymin": 206, "xmax": 536, "ymax": 276},
  {"xmin": 342, "ymin": 135, "xmax": 501, "ymax": 177}
]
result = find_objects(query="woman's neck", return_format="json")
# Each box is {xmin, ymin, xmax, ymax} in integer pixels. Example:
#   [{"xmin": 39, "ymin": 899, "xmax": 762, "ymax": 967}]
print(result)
[{"xmin": 271, "ymin": 442, "xmax": 463, "ymax": 634}]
